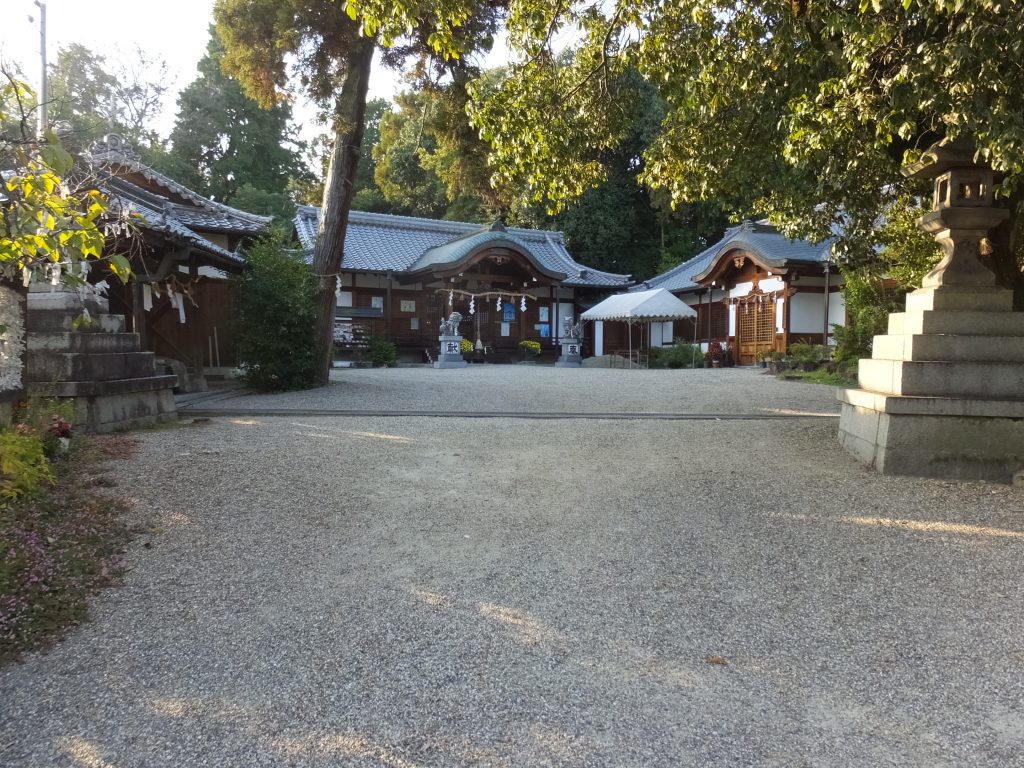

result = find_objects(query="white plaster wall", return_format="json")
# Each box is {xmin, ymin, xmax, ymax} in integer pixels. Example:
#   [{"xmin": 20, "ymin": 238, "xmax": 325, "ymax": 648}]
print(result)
[
  {"xmin": 728, "ymin": 305, "xmax": 736, "ymax": 337},
  {"xmin": 729, "ymin": 281, "xmax": 753, "ymax": 299},
  {"xmin": 649, "ymin": 321, "xmax": 673, "ymax": 347},
  {"xmin": 776, "ymin": 298, "xmax": 785, "ymax": 333},
  {"xmin": 790, "ymin": 292, "xmax": 827, "ymax": 334},
  {"xmin": 828, "ymin": 291, "xmax": 847, "ymax": 334},
  {"xmin": 760, "ymin": 277, "xmax": 785, "ymax": 292},
  {"xmin": 594, "ymin": 321, "xmax": 604, "ymax": 356}
]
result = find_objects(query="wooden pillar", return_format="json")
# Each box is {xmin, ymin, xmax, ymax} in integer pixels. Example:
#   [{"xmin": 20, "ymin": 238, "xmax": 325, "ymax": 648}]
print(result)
[{"xmin": 385, "ymin": 271, "xmax": 393, "ymax": 339}]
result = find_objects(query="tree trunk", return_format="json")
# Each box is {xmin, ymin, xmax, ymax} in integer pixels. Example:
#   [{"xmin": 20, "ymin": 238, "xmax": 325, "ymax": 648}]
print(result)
[
  {"xmin": 311, "ymin": 36, "xmax": 375, "ymax": 385},
  {"xmin": 985, "ymin": 191, "xmax": 1024, "ymax": 310}
]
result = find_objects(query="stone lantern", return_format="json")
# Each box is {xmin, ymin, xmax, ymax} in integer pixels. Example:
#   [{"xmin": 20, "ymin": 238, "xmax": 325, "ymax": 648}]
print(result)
[
  {"xmin": 903, "ymin": 135, "xmax": 1008, "ymax": 289},
  {"xmin": 837, "ymin": 135, "xmax": 1024, "ymax": 483}
]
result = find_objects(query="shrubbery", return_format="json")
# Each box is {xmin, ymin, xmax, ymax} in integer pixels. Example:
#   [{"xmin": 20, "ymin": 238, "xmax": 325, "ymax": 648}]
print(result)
[
  {"xmin": 648, "ymin": 340, "xmax": 705, "ymax": 369},
  {"xmin": 367, "ymin": 336, "xmax": 397, "ymax": 367},
  {"xmin": 234, "ymin": 236, "xmax": 318, "ymax": 391}
]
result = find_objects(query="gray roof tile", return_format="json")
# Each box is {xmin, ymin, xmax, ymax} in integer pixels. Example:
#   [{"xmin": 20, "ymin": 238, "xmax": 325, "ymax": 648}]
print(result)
[
  {"xmin": 635, "ymin": 222, "xmax": 833, "ymax": 293},
  {"xmin": 295, "ymin": 207, "xmax": 631, "ymax": 288}
]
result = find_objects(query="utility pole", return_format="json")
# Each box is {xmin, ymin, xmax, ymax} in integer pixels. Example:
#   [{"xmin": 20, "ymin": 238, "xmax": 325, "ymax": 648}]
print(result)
[{"xmin": 33, "ymin": 1, "xmax": 47, "ymax": 138}]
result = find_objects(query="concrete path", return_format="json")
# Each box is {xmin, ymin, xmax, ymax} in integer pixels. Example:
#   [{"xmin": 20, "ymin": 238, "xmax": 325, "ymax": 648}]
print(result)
[{"xmin": 2, "ymin": 368, "xmax": 1023, "ymax": 767}]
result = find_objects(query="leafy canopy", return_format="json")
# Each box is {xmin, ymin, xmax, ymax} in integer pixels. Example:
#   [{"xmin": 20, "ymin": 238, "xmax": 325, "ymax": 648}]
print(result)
[
  {"xmin": 469, "ymin": 0, "xmax": 1024, "ymax": 284},
  {"xmin": 1, "ymin": 76, "xmax": 114, "ymax": 283}
]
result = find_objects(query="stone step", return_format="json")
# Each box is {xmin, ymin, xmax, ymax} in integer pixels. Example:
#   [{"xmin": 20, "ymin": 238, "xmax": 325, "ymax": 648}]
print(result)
[
  {"xmin": 28, "ymin": 374, "xmax": 177, "ymax": 399},
  {"xmin": 27, "ymin": 332, "xmax": 142, "ymax": 354},
  {"xmin": 859, "ymin": 358, "xmax": 1024, "ymax": 399},
  {"xmin": 26, "ymin": 310, "xmax": 126, "ymax": 333},
  {"xmin": 889, "ymin": 310, "xmax": 1024, "ymax": 336},
  {"xmin": 25, "ymin": 351, "xmax": 160, "ymax": 383},
  {"xmin": 872, "ymin": 334, "xmax": 1024, "ymax": 363},
  {"xmin": 905, "ymin": 285, "xmax": 1014, "ymax": 313}
]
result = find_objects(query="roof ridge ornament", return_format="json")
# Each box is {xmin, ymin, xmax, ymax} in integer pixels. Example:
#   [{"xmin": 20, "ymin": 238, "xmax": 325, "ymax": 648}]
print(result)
[
  {"xmin": 489, "ymin": 218, "xmax": 506, "ymax": 232},
  {"xmin": 91, "ymin": 133, "xmax": 139, "ymax": 160}
]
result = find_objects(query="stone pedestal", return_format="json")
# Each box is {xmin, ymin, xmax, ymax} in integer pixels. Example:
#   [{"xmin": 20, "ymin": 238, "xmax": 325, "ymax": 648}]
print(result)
[
  {"xmin": 555, "ymin": 339, "xmax": 582, "ymax": 368},
  {"xmin": 434, "ymin": 334, "xmax": 467, "ymax": 369},
  {"xmin": 838, "ymin": 135, "xmax": 1024, "ymax": 482},
  {"xmin": 838, "ymin": 283, "xmax": 1024, "ymax": 482},
  {"xmin": 25, "ymin": 286, "xmax": 178, "ymax": 432}
]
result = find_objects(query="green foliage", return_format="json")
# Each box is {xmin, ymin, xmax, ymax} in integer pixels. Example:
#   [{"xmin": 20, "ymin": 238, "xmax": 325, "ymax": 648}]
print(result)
[
  {"xmin": 154, "ymin": 27, "xmax": 310, "ymax": 219},
  {"xmin": 787, "ymin": 341, "xmax": 825, "ymax": 363},
  {"xmin": 470, "ymin": 0, "xmax": 1024, "ymax": 302},
  {"xmin": 0, "ymin": 431, "xmax": 53, "ymax": 502},
  {"xmin": 459, "ymin": 338, "xmax": 473, "ymax": 354},
  {"xmin": 234, "ymin": 237, "xmax": 318, "ymax": 391},
  {"xmin": 833, "ymin": 270, "xmax": 902, "ymax": 362},
  {"xmin": 367, "ymin": 336, "xmax": 398, "ymax": 367},
  {"xmin": 519, "ymin": 339, "xmax": 541, "ymax": 356},
  {"xmin": 48, "ymin": 43, "xmax": 169, "ymax": 150},
  {"xmin": 14, "ymin": 397, "xmax": 76, "ymax": 459},
  {"xmin": 878, "ymin": 196, "xmax": 943, "ymax": 289},
  {"xmin": 648, "ymin": 340, "xmax": 704, "ymax": 369},
  {"xmin": 1, "ymin": 76, "xmax": 115, "ymax": 284}
]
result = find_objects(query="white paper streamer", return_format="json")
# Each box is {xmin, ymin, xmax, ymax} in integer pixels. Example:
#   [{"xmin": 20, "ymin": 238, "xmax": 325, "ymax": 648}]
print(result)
[{"xmin": 142, "ymin": 284, "xmax": 153, "ymax": 311}]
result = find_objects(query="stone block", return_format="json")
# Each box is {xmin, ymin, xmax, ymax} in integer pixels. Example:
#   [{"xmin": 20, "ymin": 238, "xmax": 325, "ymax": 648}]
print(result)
[
  {"xmin": 871, "ymin": 333, "xmax": 1024, "ymax": 363},
  {"xmin": 27, "ymin": 332, "xmax": 141, "ymax": 354},
  {"xmin": 25, "ymin": 351, "xmax": 160, "ymax": 383},
  {"xmin": 905, "ymin": 285, "xmax": 1013, "ymax": 312},
  {"xmin": 888, "ymin": 310, "xmax": 1024, "ymax": 337},
  {"xmin": 858, "ymin": 358, "xmax": 1024, "ymax": 399}
]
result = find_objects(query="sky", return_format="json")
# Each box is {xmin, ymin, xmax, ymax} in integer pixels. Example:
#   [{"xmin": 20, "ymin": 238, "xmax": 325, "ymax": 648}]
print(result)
[{"xmin": 0, "ymin": 0, "xmax": 513, "ymax": 142}]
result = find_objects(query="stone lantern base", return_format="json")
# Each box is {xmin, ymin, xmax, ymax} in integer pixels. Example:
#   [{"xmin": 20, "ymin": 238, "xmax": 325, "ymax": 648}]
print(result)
[{"xmin": 838, "ymin": 283, "xmax": 1024, "ymax": 482}]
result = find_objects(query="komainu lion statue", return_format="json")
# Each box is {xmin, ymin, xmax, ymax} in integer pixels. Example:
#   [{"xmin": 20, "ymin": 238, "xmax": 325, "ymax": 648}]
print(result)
[{"xmin": 439, "ymin": 311, "xmax": 463, "ymax": 336}]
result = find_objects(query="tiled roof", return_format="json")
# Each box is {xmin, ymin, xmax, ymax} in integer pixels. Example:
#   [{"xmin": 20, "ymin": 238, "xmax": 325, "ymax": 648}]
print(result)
[
  {"xmin": 89, "ymin": 144, "xmax": 272, "ymax": 233},
  {"xmin": 85, "ymin": 137, "xmax": 271, "ymax": 268},
  {"xmin": 294, "ymin": 206, "xmax": 631, "ymax": 288},
  {"xmin": 634, "ymin": 221, "xmax": 833, "ymax": 294},
  {"xmin": 104, "ymin": 177, "xmax": 244, "ymax": 265}
]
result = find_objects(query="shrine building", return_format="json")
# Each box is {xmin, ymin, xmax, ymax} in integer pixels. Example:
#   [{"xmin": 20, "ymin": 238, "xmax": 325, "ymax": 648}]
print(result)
[{"xmin": 294, "ymin": 206, "xmax": 632, "ymax": 361}]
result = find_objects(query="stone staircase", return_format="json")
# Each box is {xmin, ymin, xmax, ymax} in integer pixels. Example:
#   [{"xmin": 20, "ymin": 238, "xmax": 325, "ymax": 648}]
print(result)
[{"xmin": 25, "ymin": 288, "xmax": 178, "ymax": 433}]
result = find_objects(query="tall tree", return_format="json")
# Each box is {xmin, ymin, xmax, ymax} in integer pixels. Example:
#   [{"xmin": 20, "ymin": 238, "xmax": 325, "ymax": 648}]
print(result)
[
  {"xmin": 48, "ymin": 43, "xmax": 169, "ymax": 151},
  {"xmin": 214, "ymin": 0, "xmax": 504, "ymax": 383},
  {"xmin": 159, "ymin": 27, "xmax": 309, "ymax": 218},
  {"xmin": 470, "ymin": 0, "xmax": 1024, "ymax": 306}
]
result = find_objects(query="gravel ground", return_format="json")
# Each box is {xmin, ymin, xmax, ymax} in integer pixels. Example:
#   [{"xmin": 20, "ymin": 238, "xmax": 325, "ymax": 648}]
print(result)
[
  {"xmin": 2, "ymin": 372, "xmax": 1023, "ymax": 767},
  {"xmin": 179, "ymin": 367, "xmax": 841, "ymax": 416}
]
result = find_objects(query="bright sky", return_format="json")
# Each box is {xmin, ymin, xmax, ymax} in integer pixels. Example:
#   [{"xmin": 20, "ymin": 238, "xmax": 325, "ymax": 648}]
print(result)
[{"xmin": 0, "ymin": 0, "xmax": 506, "ymax": 142}]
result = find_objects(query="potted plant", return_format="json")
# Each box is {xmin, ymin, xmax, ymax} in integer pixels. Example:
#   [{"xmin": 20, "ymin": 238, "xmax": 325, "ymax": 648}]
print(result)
[
  {"xmin": 756, "ymin": 349, "xmax": 770, "ymax": 368},
  {"xmin": 708, "ymin": 341, "xmax": 725, "ymax": 368},
  {"xmin": 519, "ymin": 339, "xmax": 541, "ymax": 361},
  {"xmin": 769, "ymin": 350, "xmax": 786, "ymax": 373},
  {"xmin": 460, "ymin": 337, "xmax": 474, "ymax": 361}
]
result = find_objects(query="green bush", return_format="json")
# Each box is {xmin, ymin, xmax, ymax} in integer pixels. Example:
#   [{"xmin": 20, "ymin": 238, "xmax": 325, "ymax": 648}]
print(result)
[
  {"xmin": 234, "ymin": 237, "xmax": 318, "ymax": 391},
  {"xmin": 649, "ymin": 340, "xmax": 704, "ymax": 369},
  {"xmin": 0, "ymin": 431, "xmax": 53, "ymax": 502},
  {"xmin": 459, "ymin": 338, "xmax": 474, "ymax": 354},
  {"xmin": 788, "ymin": 341, "xmax": 825, "ymax": 362},
  {"xmin": 367, "ymin": 336, "xmax": 397, "ymax": 367}
]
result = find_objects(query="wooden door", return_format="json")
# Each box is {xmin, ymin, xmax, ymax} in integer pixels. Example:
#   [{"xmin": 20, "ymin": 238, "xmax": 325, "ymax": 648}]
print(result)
[{"xmin": 737, "ymin": 299, "xmax": 775, "ymax": 364}]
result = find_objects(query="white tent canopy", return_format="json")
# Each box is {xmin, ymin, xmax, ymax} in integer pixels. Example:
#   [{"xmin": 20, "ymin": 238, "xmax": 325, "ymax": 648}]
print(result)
[
  {"xmin": 581, "ymin": 289, "xmax": 697, "ymax": 365},
  {"xmin": 581, "ymin": 288, "xmax": 696, "ymax": 322}
]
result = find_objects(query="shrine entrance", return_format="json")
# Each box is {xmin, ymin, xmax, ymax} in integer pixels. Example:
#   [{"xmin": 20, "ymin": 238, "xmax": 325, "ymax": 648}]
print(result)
[{"xmin": 736, "ymin": 294, "xmax": 776, "ymax": 365}]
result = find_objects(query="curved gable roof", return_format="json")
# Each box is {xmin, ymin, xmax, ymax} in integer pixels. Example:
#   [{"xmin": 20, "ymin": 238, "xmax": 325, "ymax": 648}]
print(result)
[
  {"xmin": 294, "ymin": 207, "xmax": 631, "ymax": 288},
  {"xmin": 635, "ymin": 221, "xmax": 833, "ymax": 294}
]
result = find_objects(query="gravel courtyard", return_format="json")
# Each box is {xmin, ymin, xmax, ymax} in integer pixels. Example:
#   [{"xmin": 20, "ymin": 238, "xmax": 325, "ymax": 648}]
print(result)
[{"xmin": 2, "ymin": 368, "xmax": 1023, "ymax": 767}]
